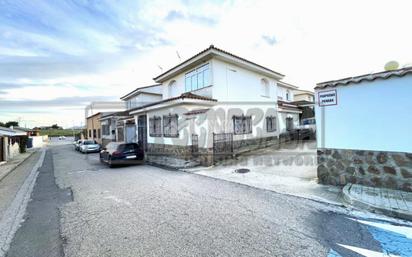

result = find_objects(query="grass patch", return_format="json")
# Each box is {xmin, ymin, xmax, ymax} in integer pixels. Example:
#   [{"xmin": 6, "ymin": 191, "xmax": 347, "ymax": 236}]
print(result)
[{"xmin": 39, "ymin": 129, "xmax": 82, "ymax": 137}]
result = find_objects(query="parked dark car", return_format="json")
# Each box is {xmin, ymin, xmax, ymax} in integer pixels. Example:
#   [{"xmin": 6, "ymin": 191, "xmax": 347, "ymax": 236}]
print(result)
[{"xmin": 99, "ymin": 142, "xmax": 144, "ymax": 167}]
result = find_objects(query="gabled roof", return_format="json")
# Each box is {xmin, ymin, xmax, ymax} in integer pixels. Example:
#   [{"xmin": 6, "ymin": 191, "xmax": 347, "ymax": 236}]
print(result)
[
  {"xmin": 120, "ymin": 84, "xmax": 162, "ymax": 100},
  {"xmin": 316, "ymin": 66, "xmax": 412, "ymax": 89},
  {"xmin": 153, "ymin": 45, "xmax": 284, "ymax": 83},
  {"xmin": 0, "ymin": 126, "xmax": 26, "ymax": 136}
]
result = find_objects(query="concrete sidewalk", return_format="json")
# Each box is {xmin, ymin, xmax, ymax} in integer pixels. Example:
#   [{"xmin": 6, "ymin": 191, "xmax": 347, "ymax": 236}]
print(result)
[
  {"xmin": 184, "ymin": 141, "xmax": 345, "ymax": 206},
  {"xmin": 0, "ymin": 150, "xmax": 36, "ymax": 182},
  {"xmin": 343, "ymin": 183, "xmax": 412, "ymax": 221}
]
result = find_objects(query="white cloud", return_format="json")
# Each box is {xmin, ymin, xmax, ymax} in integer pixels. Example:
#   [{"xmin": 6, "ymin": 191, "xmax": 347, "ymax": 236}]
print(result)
[{"xmin": 2, "ymin": 0, "xmax": 412, "ymax": 127}]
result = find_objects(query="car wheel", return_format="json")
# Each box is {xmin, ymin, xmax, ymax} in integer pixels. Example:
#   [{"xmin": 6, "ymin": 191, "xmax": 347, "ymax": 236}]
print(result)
[{"xmin": 108, "ymin": 156, "xmax": 114, "ymax": 168}]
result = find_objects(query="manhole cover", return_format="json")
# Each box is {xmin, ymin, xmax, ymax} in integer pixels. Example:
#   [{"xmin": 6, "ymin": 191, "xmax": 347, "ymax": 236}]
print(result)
[{"xmin": 235, "ymin": 168, "xmax": 250, "ymax": 174}]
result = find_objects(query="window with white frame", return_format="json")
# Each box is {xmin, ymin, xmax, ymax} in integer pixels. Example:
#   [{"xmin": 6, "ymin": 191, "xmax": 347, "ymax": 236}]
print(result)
[
  {"xmin": 163, "ymin": 114, "xmax": 179, "ymax": 137},
  {"xmin": 233, "ymin": 115, "xmax": 252, "ymax": 135},
  {"xmin": 185, "ymin": 63, "xmax": 210, "ymax": 92},
  {"xmin": 261, "ymin": 79, "xmax": 270, "ymax": 97},
  {"xmin": 266, "ymin": 116, "xmax": 277, "ymax": 132},
  {"xmin": 149, "ymin": 116, "xmax": 162, "ymax": 137}
]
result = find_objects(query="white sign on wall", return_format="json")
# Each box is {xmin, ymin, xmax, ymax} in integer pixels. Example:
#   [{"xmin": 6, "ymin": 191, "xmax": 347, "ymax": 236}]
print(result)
[{"xmin": 318, "ymin": 90, "xmax": 337, "ymax": 106}]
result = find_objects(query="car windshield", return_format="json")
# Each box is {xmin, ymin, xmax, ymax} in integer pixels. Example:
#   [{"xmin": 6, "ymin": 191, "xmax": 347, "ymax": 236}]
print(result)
[
  {"xmin": 106, "ymin": 142, "xmax": 122, "ymax": 150},
  {"xmin": 83, "ymin": 140, "xmax": 96, "ymax": 145}
]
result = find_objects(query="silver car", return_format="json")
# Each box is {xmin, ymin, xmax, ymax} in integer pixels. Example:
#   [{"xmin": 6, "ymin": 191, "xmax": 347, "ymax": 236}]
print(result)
[{"xmin": 79, "ymin": 140, "xmax": 101, "ymax": 153}]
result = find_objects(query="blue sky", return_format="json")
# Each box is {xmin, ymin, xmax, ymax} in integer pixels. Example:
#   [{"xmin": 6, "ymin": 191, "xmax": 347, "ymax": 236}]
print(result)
[{"xmin": 0, "ymin": 0, "xmax": 411, "ymax": 128}]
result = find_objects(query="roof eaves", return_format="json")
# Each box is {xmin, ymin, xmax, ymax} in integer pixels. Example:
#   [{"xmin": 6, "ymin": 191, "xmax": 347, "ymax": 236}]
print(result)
[
  {"xmin": 120, "ymin": 84, "xmax": 161, "ymax": 100},
  {"xmin": 316, "ymin": 67, "xmax": 412, "ymax": 89},
  {"xmin": 153, "ymin": 45, "xmax": 284, "ymax": 82}
]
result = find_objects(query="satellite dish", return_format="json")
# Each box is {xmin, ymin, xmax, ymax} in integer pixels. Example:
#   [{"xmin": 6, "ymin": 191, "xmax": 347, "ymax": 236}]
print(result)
[{"xmin": 384, "ymin": 61, "xmax": 399, "ymax": 71}]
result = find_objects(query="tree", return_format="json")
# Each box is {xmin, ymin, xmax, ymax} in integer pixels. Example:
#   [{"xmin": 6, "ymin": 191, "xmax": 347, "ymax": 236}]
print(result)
[
  {"xmin": 0, "ymin": 122, "xmax": 4, "ymax": 127},
  {"xmin": 5, "ymin": 121, "xmax": 19, "ymax": 128},
  {"xmin": 51, "ymin": 124, "xmax": 60, "ymax": 129}
]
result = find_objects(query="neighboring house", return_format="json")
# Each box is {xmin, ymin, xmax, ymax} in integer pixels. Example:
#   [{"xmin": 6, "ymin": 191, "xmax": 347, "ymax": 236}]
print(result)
[
  {"xmin": 292, "ymin": 89, "xmax": 315, "ymax": 122},
  {"xmin": 84, "ymin": 101, "xmax": 126, "ymax": 119},
  {"xmin": 126, "ymin": 45, "xmax": 304, "ymax": 167},
  {"xmin": 0, "ymin": 126, "xmax": 27, "ymax": 163},
  {"xmin": 315, "ymin": 67, "xmax": 412, "ymax": 192},
  {"xmin": 84, "ymin": 101, "xmax": 126, "ymax": 145},
  {"xmin": 99, "ymin": 84, "xmax": 164, "ymax": 147},
  {"xmin": 86, "ymin": 112, "xmax": 106, "ymax": 145},
  {"xmin": 293, "ymin": 89, "xmax": 315, "ymax": 102},
  {"xmin": 100, "ymin": 111, "xmax": 129, "ymax": 147},
  {"xmin": 276, "ymin": 81, "xmax": 301, "ymax": 132}
]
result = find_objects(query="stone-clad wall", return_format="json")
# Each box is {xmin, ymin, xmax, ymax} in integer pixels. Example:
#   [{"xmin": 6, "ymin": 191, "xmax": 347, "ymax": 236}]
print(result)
[
  {"xmin": 146, "ymin": 143, "xmax": 213, "ymax": 167},
  {"xmin": 317, "ymin": 148, "xmax": 412, "ymax": 192},
  {"xmin": 233, "ymin": 136, "xmax": 279, "ymax": 155}
]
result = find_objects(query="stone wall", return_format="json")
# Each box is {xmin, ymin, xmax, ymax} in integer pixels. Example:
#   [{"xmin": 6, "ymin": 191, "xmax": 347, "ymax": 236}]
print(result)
[
  {"xmin": 146, "ymin": 143, "xmax": 213, "ymax": 167},
  {"xmin": 233, "ymin": 136, "xmax": 279, "ymax": 155},
  {"xmin": 317, "ymin": 148, "xmax": 412, "ymax": 192}
]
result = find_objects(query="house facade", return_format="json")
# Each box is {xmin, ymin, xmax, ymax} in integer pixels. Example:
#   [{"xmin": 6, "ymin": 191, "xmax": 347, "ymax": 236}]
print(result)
[
  {"xmin": 0, "ymin": 126, "xmax": 27, "ymax": 163},
  {"xmin": 125, "ymin": 45, "xmax": 303, "ymax": 167},
  {"xmin": 315, "ymin": 67, "xmax": 412, "ymax": 192}
]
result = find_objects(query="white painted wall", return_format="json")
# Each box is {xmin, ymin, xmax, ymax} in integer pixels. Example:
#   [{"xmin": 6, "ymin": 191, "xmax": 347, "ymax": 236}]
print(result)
[
  {"xmin": 211, "ymin": 58, "xmax": 279, "ymax": 102},
  {"xmin": 278, "ymin": 112, "xmax": 300, "ymax": 133},
  {"xmin": 315, "ymin": 75, "xmax": 412, "ymax": 153},
  {"xmin": 29, "ymin": 136, "xmax": 44, "ymax": 148},
  {"xmin": 127, "ymin": 93, "xmax": 162, "ymax": 109},
  {"xmin": 277, "ymin": 86, "xmax": 294, "ymax": 102},
  {"xmin": 146, "ymin": 103, "xmax": 280, "ymax": 149}
]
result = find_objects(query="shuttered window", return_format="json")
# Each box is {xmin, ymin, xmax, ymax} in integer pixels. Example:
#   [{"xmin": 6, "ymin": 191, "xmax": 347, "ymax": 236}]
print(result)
[
  {"xmin": 163, "ymin": 114, "xmax": 179, "ymax": 137},
  {"xmin": 149, "ymin": 116, "xmax": 162, "ymax": 137},
  {"xmin": 233, "ymin": 115, "xmax": 252, "ymax": 135},
  {"xmin": 266, "ymin": 116, "xmax": 277, "ymax": 132}
]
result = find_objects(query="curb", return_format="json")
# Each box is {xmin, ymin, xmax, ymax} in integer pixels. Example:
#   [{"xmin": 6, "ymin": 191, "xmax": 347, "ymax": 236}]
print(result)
[
  {"xmin": 0, "ymin": 148, "xmax": 46, "ymax": 257},
  {"xmin": 0, "ymin": 151, "xmax": 36, "ymax": 183},
  {"xmin": 342, "ymin": 183, "xmax": 412, "ymax": 221}
]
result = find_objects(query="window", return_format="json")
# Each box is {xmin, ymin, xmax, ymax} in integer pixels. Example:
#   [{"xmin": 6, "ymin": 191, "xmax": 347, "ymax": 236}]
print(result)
[
  {"xmin": 97, "ymin": 129, "xmax": 101, "ymax": 138},
  {"xmin": 102, "ymin": 125, "xmax": 110, "ymax": 136},
  {"xmin": 149, "ymin": 116, "xmax": 162, "ymax": 137},
  {"xmin": 163, "ymin": 114, "xmax": 179, "ymax": 137},
  {"xmin": 286, "ymin": 90, "xmax": 291, "ymax": 101},
  {"xmin": 266, "ymin": 116, "xmax": 277, "ymax": 132},
  {"xmin": 93, "ymin": 129, "xmax": 97, "ymax": 138},
  {"xmin": 233, "ymin": 115, "xmax": 252, "ymax": 135},
  {"xmin": 286, "ymin": 117, "xmax": 294, "ymax": 131},
  {"xmin": 88, "ymin": 130, "xmax": 91, "ymax": 138},
  {"xmin": 185, "ymin": 63, "xmax": 210, "ymax": 92},
  {"xmin": 261, "ymin": 79, "xmax": 270, "ymax": 97},
  {"xmin": 168, "ymin": 80, "xmax": 176, "ymax": 97}
]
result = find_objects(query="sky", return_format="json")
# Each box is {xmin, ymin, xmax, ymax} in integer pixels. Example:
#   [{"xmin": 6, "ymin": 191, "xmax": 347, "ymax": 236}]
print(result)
[{"xmin": 0, "ymin": 0, "xmax": 411, "ymax": 128}]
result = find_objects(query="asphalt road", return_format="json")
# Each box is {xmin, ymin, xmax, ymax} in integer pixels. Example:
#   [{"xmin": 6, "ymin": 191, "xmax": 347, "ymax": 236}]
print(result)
[{"xmin": 6, "ymin": 144, "xmax": 412, "ymax": 257}]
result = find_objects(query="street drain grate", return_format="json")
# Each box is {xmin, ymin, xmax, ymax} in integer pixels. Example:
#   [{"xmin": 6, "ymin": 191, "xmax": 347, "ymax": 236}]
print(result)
[{"xmin": 235, "ymin": 168, "xmax": 250, "ymax": 174}]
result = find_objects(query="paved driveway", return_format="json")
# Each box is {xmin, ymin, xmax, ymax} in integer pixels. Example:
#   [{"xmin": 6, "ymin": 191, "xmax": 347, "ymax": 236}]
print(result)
[{"xmin": 188, "ymin": 140, "xmax": 342, "ymax": 204}]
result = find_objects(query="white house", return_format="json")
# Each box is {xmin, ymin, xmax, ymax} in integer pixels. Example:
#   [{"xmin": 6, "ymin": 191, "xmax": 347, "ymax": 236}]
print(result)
[
  {"xmin": 315, "ymin": 67, "xmax": 412, "ymax": 192},
  {"xmin": 125, "ymin": 45, "xmax": 303, "ymax": 166},
  {"xmin": 293, "ymin": 89, "xmax": 315, "ymax": 102},
  {"xmin": 100, "ymin": 84, "xmax": 163, "ymax": 146}
]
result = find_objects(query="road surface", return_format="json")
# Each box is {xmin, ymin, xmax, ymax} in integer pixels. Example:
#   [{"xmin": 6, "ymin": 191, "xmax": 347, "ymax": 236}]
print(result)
[{"xmin": 5, "ymin": 144, "xmax": 412, "ymax": 257}]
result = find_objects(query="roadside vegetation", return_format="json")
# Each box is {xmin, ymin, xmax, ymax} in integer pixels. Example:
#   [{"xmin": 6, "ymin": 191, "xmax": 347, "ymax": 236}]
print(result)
[{"xmin": 39, "ymin": 129, "xmax": 82, "ymax": 137}]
